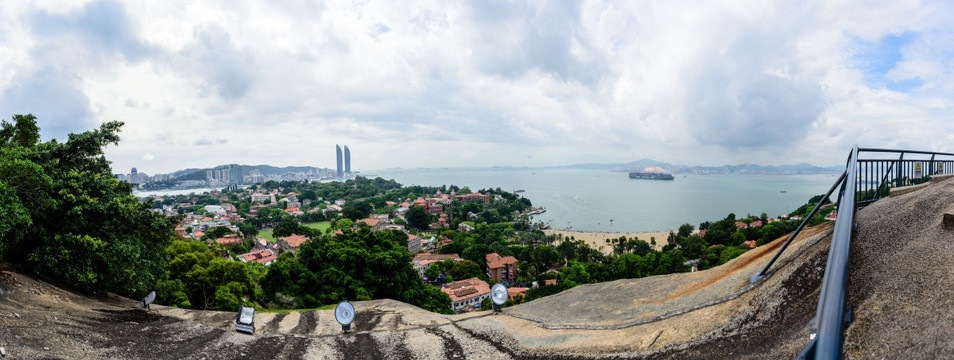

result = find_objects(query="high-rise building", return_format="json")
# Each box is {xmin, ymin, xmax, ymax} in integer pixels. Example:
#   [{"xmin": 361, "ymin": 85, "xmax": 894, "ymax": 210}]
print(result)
[
  {"xmin": 129, "ymin": 167, "xmax": 141, "ymax": 184},
  {"xmin": 344, "ymin": 145, "xmax": 351, "ymax": 175},
  {"xmin": 336, "ymin": 145, "xmax": 343, "ymax": 178}
]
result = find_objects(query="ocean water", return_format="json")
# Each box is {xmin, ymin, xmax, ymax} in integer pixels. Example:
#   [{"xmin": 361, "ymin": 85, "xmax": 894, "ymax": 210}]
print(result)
[{"xmin": 371, "ymin": 168, "xmax": 839, "ymax": 232}]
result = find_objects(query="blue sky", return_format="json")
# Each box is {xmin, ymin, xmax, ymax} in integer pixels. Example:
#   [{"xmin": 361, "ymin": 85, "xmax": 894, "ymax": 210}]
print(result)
[{"xmin": 1, "ymin": 0, "xmax": 953, "ymax": 175}]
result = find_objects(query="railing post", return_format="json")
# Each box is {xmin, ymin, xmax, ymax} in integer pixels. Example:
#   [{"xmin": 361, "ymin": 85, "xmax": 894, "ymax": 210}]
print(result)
[{"xmin": 895, "ymin": 152, "xmax": 904, "ymax": 188}]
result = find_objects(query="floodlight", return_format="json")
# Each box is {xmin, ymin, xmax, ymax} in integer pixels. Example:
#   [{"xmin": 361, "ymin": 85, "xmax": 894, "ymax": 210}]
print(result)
[
  {"xmin": 141, "ymin": 291, "xmax": 156, "ymax": 309},
  {"xmin": 491, "ymin": 283, "xmax": 507, "ymax": 313},
  {"xmin": 335, "ymin": 301, "xmax": 355, "ymax": 331},
  {"xmin": 235, "ymin": 306, "xmax": 255, "ymax": 334}
]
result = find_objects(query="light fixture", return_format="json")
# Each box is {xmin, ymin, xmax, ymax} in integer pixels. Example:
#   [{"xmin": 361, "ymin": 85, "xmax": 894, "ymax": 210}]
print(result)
[
  {"xmin": 335, "ymin": 301, "xmax": 355, "ymax": 331},
  {"xmin": 491, "ymin": 283, "xmax": 507, "ymax": 314},
  {"xmin": 141, "ymin": 291, "xmax": 156, "ymax": 309},
  {"xmin": 235, "ymin": 306, "xmax": 255, "ymax": 334}
]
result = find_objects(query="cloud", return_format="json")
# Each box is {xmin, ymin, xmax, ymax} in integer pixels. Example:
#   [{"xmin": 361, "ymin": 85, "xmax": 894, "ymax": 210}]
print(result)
[
  {"xmin": 0, "ymin": 67, "xmax": 96, "ymax": 141},
  {"xmin": 27, "ymin": 0, "xmax": 157, "ymax": 66},
  {"xmin": 688, "ymin": 73, "xmax": 826, "ymax": 149},
  {"xmin": 142, "ymin": 153, "xmax": 154, "ymax": 160},
  {"xmin": 3, "ymin": 0, "xmax": 954, "ymax": 174},
  {"xmin": 172, "ymin": 24, "xmax": 255, "ymax": 100}
]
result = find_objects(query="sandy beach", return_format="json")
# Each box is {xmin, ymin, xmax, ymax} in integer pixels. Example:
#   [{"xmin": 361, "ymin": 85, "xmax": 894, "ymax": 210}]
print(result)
[{"xmin": 543, "ymin": 229, "xmax": 672, "ymax": 254}]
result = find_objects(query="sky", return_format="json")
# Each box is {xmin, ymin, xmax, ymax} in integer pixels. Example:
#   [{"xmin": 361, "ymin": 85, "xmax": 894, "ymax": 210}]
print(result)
[{"xmin": 2, "ymin": 0, "xmax": 954, "ymax": 175}]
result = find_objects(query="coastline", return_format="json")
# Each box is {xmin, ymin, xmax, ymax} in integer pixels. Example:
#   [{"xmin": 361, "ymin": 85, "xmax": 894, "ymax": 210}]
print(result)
[{"xmin": 543, "ymin": 229, "xmax": 671, "ymax": 254}]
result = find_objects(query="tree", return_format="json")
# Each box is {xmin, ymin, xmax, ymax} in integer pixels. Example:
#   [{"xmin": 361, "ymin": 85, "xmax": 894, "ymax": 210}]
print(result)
[
  {"xmin": 0, "ymin": 116, "xmax": 176, "ymax": 298},
  {"xmin": 425, "ymin": 263, "xmax": 443, "ymax": 279},
  {"xmin": 406, "ymin": 206, "xmax": 429, "ymax": 231},
  {"xmin": 533, "ymin": 246, "xmax": 560, "ymax": 270},
  {"xmin": 448, "ymin": 260, "xmax": 482, "ymax": 280},
  {"xmin": 273, "ymin": 217, "xmax": 302, "ymax": 238},
  {"xmin": 559, "ymin": 261, "xmax": 591, "ymax": 288},
  {"xmin": 261, "ymin": 228, "xmax": 452, "ymax": 314}
]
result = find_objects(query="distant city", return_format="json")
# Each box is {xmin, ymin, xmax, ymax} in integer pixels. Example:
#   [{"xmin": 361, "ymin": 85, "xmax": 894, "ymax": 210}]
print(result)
[{"xmin": 117, "ymin": 145, "xmax": 356, "ymax": 190}]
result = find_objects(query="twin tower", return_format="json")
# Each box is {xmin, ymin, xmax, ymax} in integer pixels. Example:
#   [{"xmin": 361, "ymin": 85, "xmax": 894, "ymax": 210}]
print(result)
[{"xmin": 336, "ymin": 145, "xmax": 351, "ymax": 178}]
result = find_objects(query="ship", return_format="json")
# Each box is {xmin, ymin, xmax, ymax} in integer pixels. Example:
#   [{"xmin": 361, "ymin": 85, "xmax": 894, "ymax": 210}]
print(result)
[{"xmin": 629, "ymin": 166, "xmax": 675, "ymax": 180}]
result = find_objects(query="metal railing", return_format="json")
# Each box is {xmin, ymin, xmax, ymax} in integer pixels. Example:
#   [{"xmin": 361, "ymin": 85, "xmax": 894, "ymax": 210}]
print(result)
[
  {"xmin": 855, "ymin": 148, "xmax": 954, "ymax": 205},
  {"xmin": 747, "ymin": 147, "xmax": 954, "ymax": 359}
]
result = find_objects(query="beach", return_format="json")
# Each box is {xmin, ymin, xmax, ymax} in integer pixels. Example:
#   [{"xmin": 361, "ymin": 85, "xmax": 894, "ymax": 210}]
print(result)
[{"xmin": 543, "ymin": 229, "xmax": 672, "ymax": 254}]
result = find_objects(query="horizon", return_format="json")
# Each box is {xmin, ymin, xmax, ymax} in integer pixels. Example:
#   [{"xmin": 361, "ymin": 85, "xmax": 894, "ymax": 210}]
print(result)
[
  {"xmin": 2, "ymin": 1, "xmax": 953, "ymax": 174},
  {"xmin": 121, "ymin": 158, "xmax": 843, "ymax": 178}
]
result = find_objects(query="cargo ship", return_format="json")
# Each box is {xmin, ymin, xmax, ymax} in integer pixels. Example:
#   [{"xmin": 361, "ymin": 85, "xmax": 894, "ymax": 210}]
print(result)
[{"xmin": 629, "ymin": 166, "xmax": 675, "ymax": 180}]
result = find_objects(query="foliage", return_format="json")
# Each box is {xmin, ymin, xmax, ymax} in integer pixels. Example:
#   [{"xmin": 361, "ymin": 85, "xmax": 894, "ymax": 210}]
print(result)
[
  {"xmin": 719, "ymin": 247, "xmax": 749, "ymax": 265},
  {"xmin": 405, "ymin": 206, "xmax": 429, "ymax": 231},
  {"xmin": 159, "ymin": 240, "xmax": 255, "ymax": 310},
  {"xmin": 261, "ymin": 228, "xmax": 453, "ymax": 313},
  {"xmin": 0, "ymin": 115, "xmax": 176, "ymax": 298}
]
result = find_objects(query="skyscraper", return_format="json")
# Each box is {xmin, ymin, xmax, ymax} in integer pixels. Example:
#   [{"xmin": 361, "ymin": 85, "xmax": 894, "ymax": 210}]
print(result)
[
  {"xmin": 344, "ymin": 145, "xmax": 351, "ymax": 175},
  {"xmin": 336, "ymin": 144, "xmax": 343, "ymax": 178}
]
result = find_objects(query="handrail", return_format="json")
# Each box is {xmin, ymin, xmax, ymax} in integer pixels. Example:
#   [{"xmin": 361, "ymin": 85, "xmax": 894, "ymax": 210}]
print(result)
[
  {"xmin": 810, "ymin": 146, "xmax": 859, "ymax": 359},
  {"xmin": 804, "ymin": 147, "xmax": 954, "ymax": 358},
  {"xmin": 746, "ymin": 146, "xmax": 954, "ymax": 359},
  {"xmin": 857, "ymin": 147, "xmax": 954, "ymax": 157}
]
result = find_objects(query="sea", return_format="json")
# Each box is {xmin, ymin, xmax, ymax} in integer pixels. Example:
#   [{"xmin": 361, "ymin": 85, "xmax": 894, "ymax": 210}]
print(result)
[{"xmin": 370, "ymin": 167, "xmax": 839, "ymax": 233}]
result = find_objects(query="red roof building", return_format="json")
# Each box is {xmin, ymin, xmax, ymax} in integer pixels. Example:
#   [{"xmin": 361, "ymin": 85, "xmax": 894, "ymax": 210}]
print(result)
[
  {"xmin": 277, "ymin": 234, "xmax": 308, "ymax": 251},
  {"xmin": 507, "ymin": 287, "xmax": 528, "ymax": 300},
  {"xmin": 215, "ymin": 234, "xmax": 242, "ymax": 247},
  {"xmin": 456, "ymin": 193, "xmax": 489, "ymax": 204},
  {"xmin": 238, "ymin": 249, "xmax": 278, "ymax": 265},
  {"xmin": 441, "ymin": 277, "xmax": 490, "ymax": 313},
  {"xmin": 486, "ymin": 253, "xmax": 518, "ymax": 284}
]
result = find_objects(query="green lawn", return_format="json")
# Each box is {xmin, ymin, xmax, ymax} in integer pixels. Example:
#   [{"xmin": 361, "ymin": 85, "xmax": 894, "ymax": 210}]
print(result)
[
  {"xmin": 259, "ymin": 228, "xmax": 275, "ymax": 242},
  {"xmin": 303, "ymin": 221, "xmax": 331, "ymax": 232},
  {"xmin": 259, "ymin": 221, "xmax": 330, "ymax": 242}
]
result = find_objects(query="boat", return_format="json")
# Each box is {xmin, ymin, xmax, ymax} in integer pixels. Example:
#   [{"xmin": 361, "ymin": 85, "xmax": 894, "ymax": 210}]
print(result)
[{"xmin": 629, "ymin": 166, "xmax": 675, "ymax": 180}]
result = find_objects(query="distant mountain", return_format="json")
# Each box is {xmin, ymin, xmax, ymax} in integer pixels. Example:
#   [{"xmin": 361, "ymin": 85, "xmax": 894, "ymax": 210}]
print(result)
[
  {"xmin": 168, "ymin": 164, "xmax": 330, "ymax": 181},
  {"xmin": 561, "ymin": 160, "xmax": 842, "ymax": 175}
]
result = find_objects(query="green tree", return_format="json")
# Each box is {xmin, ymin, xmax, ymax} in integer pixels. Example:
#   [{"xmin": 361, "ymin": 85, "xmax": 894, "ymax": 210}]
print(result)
[
  {"xmin": 448, "ymin": 259, "xmax": 483, "ymax": 280},
  {"xmin": 273, "ymin": 217, "xmax": 302, "ymax": 238},
  {"xmin": 559, "ymin": 261, "xmax": 591, "ymax": 287},
  {"xmin": 0, "ymin": 116, "xmax": 176, "ymax": 298},
  {"xmin": 533, "ymin": 246, "xmax": 560, "ymax": 269},
  {"xmin": 261, "ymin": 228, "xmax": 452, "ymax": 313},
  {"xmin": 719, "ymin": 247, "xmax": 748, "ymax": 265},
  {"xmin": 425, "ymin": 263, "xmax": 443, "ymax": 279},
  {"xmin": 406, "ymin": 206, "xmax": 429, "ymax": 231}
]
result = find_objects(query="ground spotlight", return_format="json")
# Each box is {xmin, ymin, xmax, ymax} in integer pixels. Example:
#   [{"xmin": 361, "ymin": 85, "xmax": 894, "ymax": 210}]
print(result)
[
  {"xmin": 335, "ymin": 301, "xmax": 355, "ymax": 331},
  {"xmin": 235, "ymin": 306, "xmax": 255, "ymax": 334},
  {"xmin": 491, "ymin": 283, "xmax": 507, "ymax": 314}
]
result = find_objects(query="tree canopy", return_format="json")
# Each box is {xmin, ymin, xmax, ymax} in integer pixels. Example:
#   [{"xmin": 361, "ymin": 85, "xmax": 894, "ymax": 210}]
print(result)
[
  {"xmin": 261, "ymin": 228, "xmax": 452, "ymax": 313},
  {"xmin": 0, "ymin": 114, "xmax": 176, "ymax": 298}
]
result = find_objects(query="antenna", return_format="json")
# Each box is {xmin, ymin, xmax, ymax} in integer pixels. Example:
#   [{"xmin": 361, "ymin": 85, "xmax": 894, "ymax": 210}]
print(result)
[
  {"xmin": 141, "ymin": 291, "xmax": 156, "ymax": 310},
  {"xmin": 491, "ymin": 283, "xmax": 507, "ymax": 314},
  {"xmin": 335, "ymin": 301, "xmax": 355, "ymax": 331}
]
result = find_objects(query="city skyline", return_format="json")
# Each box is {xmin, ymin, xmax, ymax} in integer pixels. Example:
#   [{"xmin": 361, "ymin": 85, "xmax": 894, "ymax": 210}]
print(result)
[{"xmin": 1, "ymin": 1, "xmax": 953, "ymax": 174}]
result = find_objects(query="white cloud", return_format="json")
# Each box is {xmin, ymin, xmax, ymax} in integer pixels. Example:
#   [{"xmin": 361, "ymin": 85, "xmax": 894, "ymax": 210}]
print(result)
[
  {"xmin": 142, "ymin": 153, "xmax": 154, "ymax": 160},
  {"xmin": 1, "ymin": 0, "xmax": 953, "ymax": 174}
]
